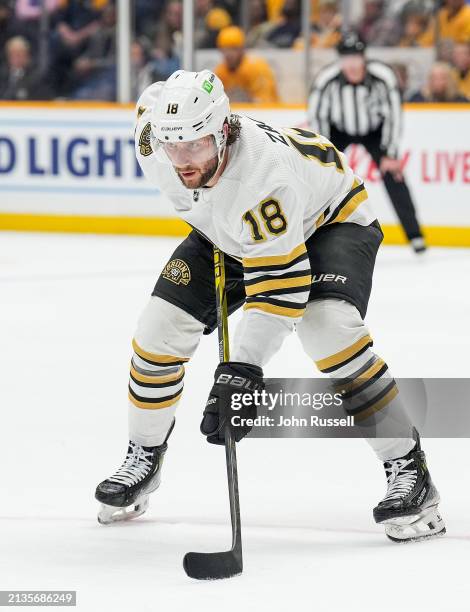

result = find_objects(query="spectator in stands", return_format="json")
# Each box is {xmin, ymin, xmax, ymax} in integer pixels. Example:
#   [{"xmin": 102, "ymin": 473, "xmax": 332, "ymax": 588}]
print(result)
[
  {"xmin": 70, "ymin": 3, "xmax": 116, "ymax": 100},
  {"xmin": 265, "ymin": 0, "xmax": 284, "ymax": 22},
  {"xmin": 245, "ymin": 0, "xmax": 275, "ymax": 48},
  {"xmin": 452, "ymin": 41, "xmax": 470, "ymax": 97},
  {"xmin": 312, "ymin": 0, "xmax": 342, "ymax": 47},
  {"xmin": 408, "ymin": 61, "xmax": 469, "ymax": 102},
  {"xmin": 391, "ymin": 62, "xmax": 410, "ymax": 96},
  {"xmin": 399, "ymin": 9, "xmax": 433, "ymax": 47},
  {"xmin": 204, "ymin": 6, "xmax": 232, "ymax": 48},
  {"xmin": 134, "ymin": 0, "xmax": 166, "ymax": 40},
  {"xmin": 150, "ymin": 0, "xmax": 183, "ymax": 59},
  {"xmin": 0, "ymin": 36, "xmax": 52, "ymax": 99},
  {"xmin": 0, "ymin": 1, "xmax": 19, "ymax": 62},
  {"xmin": 266, "ymin": 0, "xmax": 301, "ymax": 48},
  {"xmin": 50, "ymin": 0, "xmax": 106, "ymax": 96},
  {"xmin": 194, "ymin": 0, "xmax": 232, "ymax": 48},
  {"xmin": 294, "ymin": 0, "xmax": 342, "ymax": 49},
  {"xmin": 437, "ymin": 0, "xmax": 470, "ymax": 43},
  {"xmin": 131, "ymin": 39, "xmax": 153, "ymax": 100},
  {"xmin": 14, "ymin": 0, "xmax": 62, "ymax": 51},
  {"xmin": 130, "ymin": 37, "xmax": 180, "ymax": 100},
  {"xmin": 149, "ymin": 38, "xmax": 180, "ymax": 83},
  {"xmin": 214, "ymin": 25, "xmax": 279, "ymax": 103},
  {"xmin": 357, "ymin": 0, "xmax": 401, "ymax": 46}
]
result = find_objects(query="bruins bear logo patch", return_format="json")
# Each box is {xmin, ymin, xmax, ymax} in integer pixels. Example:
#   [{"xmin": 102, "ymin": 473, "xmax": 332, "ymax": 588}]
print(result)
[
  {"xmin": 162, "ymin": 259, "xmax": 191, "ymax": 286},
  {"xmin": 139, "ymin": 122, "xmax": 153, "ymax": 157}
]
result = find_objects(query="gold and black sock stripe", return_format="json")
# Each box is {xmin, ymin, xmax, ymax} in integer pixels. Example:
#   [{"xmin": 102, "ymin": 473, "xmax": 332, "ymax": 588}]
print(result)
[
  {"xmin": 132, "ymin": 339, "xmax": 189, "ymax": 367},
  {"xmin": 337, "ymin": 357, "xmax": 388, "ymax": 398},
  {"xmin": 129, "ymin": 346, "xmax": 186, "ymax": 410},
  {"xmin": 346, "ymin": 379, "xmax": 399, "ymax": 423},
  {"xmin": 332, "ymin": 355, "xmax": 398, "ymax": 423},
  {"xmin": 130, "ymin": 363, "xmax": 185, "ymax": 388},
  {"xmin": 128, "ymin": 387, "xmax": 183, "ymax": 410},
  {"xmin": 316, "ymin": 334, "xmax": 373, "ymax": 373}
]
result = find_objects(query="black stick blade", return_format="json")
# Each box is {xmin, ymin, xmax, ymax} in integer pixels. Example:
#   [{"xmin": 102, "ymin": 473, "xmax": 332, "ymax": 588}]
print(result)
[{"xmin": 183, "ymin": 551, "xmax": 242, "ymax": 580}]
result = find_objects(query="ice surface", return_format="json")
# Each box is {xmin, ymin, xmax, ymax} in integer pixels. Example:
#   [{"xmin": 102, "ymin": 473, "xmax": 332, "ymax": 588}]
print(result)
[{"xmin": 1, "ymin": 233, "xmax": 469, "ymax": 611}]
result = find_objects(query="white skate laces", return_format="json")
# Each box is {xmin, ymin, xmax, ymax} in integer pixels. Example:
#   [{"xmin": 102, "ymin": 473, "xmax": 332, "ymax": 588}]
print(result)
[
  {"xmin": 382, "ymin": 458, "xmax": 418, "ymax": 502},
  {"xmin": 109, "ymin": 442, "xmax": 154, "ymax": 487}
]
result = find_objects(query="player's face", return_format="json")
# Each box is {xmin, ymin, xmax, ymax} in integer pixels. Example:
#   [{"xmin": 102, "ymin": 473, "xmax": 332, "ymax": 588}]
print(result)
[
  {"xmin": 160, "ymin": 135, "xmax": 219, "ymax": 189},
  {"xmin": 341, "ymin": 54, "xmax": 366, "ymax": 84}
]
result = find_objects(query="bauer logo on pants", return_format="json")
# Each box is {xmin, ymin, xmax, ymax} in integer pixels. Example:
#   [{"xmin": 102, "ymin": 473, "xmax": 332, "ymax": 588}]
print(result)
[{"xmin": 162, "ymin": 259, "xmax": 191, "ymax": 285}]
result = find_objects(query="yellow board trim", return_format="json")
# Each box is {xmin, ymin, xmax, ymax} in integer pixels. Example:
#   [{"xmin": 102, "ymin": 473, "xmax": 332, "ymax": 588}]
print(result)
[
  {"xmin": 0, "ymin": 213, "xmax": 191, "ymax": 236},
  {"xmin": 132, "ymin": 339, "xmax": 189, "ymax": 364},
  {"xmin": 245, "ymin": 274, "xmax": 312, "ymax": 297},
  {"xmin": 243, "ymin": 301, "xmax": 305, "ymax": 318},
  {"xmin": 354, "ymin": 384, "xmax": 399, "ymax": 423},
  {"xmin": 130, "ymin": 365, "xmax": 184, "ymax": 385},
  {"xmin": 316, "ymin": 334, "xmax": 373, "ymax": 372},
  {"xmin": 242, "ymin": 243, "xmax": 306, "ymax": 268},
  {"xmin": 1, "ymin": 214, "xmax": 470, "ymax": 247},
  {"xmin": 0, "ymin": 101, "xmax": 469, "ymax": 111},
  {"xmin": 128, "ymin": 390, "xmax": 183, "ymax": 410}
]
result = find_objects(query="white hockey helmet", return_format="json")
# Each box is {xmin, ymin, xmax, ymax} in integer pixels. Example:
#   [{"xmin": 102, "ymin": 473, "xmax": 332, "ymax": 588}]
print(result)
[{"xmin": 151, "ymin": 70, "xmax": 230, "ymax": 155}]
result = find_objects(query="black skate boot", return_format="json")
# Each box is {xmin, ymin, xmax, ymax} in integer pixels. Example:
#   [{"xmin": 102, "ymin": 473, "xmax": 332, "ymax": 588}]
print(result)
[
  {"xmin": 95, "ymin": 422, "xmax": 174, "ymax": 524},
  {"xmin": 373, "ymin": 429, "xmax": 445, "ymax": 542}
]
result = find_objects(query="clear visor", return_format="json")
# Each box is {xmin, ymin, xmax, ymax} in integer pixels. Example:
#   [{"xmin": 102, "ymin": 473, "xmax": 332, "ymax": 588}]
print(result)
[{"xmin": 155, "ymin": 134, "xmax": 219, "ymax": 166}]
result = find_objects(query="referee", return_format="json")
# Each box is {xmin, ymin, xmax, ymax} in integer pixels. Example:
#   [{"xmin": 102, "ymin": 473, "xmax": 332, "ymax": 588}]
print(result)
[{"xmin": 308, "ymin": 32, "xmax": 426, "ymax": 253}]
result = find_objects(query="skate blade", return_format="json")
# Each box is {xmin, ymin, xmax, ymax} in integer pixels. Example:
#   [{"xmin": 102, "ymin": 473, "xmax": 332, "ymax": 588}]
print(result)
[
  {"xmin": 384, "ymin": 506, "xmax": 445, "ymax": 543},
  {"xmin": 97, "ymin": 495, "xmax": 149, "ymax": 525}
]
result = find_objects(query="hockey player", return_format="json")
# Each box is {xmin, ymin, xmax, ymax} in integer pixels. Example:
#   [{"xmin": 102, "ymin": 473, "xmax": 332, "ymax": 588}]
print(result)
[{"xmin": 95, "ymin": 70, "xmax": 445, "ymax": 542}]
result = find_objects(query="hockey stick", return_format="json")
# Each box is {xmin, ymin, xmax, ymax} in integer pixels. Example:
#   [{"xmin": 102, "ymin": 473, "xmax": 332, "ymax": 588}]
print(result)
[{"xmin": 183, "ymin": 247, "xmax": 243, "ymax": 580}]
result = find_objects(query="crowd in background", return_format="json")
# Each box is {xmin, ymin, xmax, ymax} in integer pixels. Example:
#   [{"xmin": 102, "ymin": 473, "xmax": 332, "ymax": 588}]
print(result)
[{"xmin": 0, "ymin": 0, "xmax": 470, "ymax": 102}]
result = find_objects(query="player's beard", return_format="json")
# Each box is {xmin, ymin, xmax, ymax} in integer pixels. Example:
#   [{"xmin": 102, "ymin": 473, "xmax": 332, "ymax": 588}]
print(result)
[{"xmin": 175, "ymin": 154, "xmax": 219, "ymax": 189}]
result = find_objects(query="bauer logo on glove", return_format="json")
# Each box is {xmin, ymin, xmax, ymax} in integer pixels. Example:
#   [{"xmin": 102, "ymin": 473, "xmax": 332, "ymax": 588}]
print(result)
[{"xmin": 200, "ymin": 361, "xmax": 264, "ymax": 445}]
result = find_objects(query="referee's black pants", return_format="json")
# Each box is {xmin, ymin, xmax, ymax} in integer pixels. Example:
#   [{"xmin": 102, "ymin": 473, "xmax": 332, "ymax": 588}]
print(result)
[{"xmin": 330, "ymin": 127, "xmax": 423, "ymax": 241}]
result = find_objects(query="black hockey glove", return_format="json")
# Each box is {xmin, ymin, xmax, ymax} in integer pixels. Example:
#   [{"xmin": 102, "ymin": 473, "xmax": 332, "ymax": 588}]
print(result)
[{"xmin": 200, "ymin": 361, "xmax": 264, "ymax": 445}]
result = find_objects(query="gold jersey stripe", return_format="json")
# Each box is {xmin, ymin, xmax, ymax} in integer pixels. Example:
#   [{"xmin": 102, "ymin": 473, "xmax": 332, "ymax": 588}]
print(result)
[
  {"xmin": 244, "ymin": 301, "xmax": 306, "ymax": 318},
  {"xmin": 130, "ymin": 365, "xmax": 185, "ymax": 385},
  {"xmin": 245, "ymin": 274, "xmax": 312, "ymax": 297},
  {"xmin": 329, "ymin": 184, "xmax": 368, "ymax": 225},
  {"xmin": 354, "ymin": 384, "xmax": 399, "ymax": 423},
  {"xmin": 132, "ymin": 339, "xmax": 189, "ymax": 364},
  {"xmin": 242, "ymin": 243, "xmax": 306, "ymax": 268},
  {"xmin": 315, "ymin": 211, "xmax": 325, "ymax": 228},
  {"xmin": 316, "ymin": 334, "xmax": 373, "ymax": 372},
  {"xmin": 339, "ymin": 358, "xmax": 386, "ymax": 394},
  {"xmin": 128, "ymin": 390, "xmax": 183, "ymax": 410}
]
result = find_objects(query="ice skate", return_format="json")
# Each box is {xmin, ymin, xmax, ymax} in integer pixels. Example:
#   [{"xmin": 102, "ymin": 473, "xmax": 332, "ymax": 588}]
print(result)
[
  {"xmin": 373, "ymin": 430, "xmax": 445, "ymax": 542},
  {"xmin": 95, "ymin": 439, "xmax": 168, "ymax": 525}
]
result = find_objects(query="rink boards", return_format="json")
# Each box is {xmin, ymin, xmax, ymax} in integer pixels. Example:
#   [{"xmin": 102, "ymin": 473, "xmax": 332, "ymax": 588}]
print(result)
[{"xmin": 0, "ymin": 101, "xmax": 469, "ymax": 246}]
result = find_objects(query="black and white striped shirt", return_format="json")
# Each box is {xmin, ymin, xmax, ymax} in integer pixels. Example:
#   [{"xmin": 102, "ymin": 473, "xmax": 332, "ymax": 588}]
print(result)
[{"xmin": 307, "ymin": 61, "xmax": 402, "ymax": 158}]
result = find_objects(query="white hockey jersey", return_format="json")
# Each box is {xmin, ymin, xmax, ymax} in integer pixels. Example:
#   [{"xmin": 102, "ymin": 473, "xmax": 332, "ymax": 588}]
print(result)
[{"xmin": 135, "ymin": 83, "xmax": 376, "ymax": 366}]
